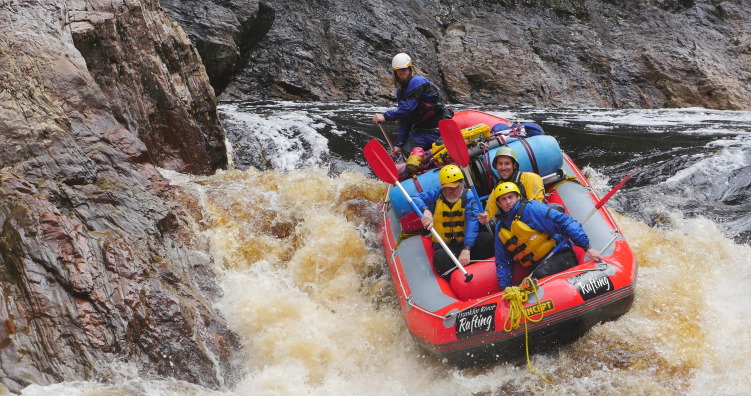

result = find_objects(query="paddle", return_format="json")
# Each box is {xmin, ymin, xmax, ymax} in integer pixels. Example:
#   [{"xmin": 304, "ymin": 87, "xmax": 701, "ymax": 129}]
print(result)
[
  {"xmin": 375, "ymin": 121, "xmax": 407, "ymax": 162},
  {"xmin": 438, "ymin": 119, "xmax": 493, "ymax": 233},
  {"xmin": 375, "ymin": 122, "xmax": 396, "ymax": 152},
  {"xmin": 581, "ymin": 166, "xmax": 638, "ymax": 224},
  {"xmin": 363, "ymin": 139, "xmax": 473, "ymax": 282}
]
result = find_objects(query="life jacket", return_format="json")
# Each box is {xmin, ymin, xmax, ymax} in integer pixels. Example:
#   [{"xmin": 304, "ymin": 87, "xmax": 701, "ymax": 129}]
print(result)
[
  {"xmin": 511, "ymin": 170, "xmax": 528, "ymax": 199},
  {"xmin": 432, "ymin": 190, "xmax": 468, "ymax": 244},
  {"xmin": 498, "ymin": 201, "xmax": 557, "ymax": 267},
  {"xmin": 491, "ymin": 173, "xmax": 528, "ymax": 222},
  {"xmin": 413, "ymin": 83, "xmax": 451, "ymax": 128}
]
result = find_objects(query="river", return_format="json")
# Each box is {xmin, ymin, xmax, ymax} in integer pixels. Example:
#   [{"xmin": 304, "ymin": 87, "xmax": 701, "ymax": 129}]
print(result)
[{"xmin": 16, "ymin": 103, "xmax": 751, "ymax": 395}]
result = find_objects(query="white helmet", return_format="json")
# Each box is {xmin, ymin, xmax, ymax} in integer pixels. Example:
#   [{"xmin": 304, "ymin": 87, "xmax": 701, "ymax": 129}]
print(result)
[{"xmin": 391, "ymin": 53, "xmax": 413, "ymax": 70}]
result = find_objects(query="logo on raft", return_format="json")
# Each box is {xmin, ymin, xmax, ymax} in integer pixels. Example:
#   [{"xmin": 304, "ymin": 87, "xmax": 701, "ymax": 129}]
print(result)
[
  {"xmin": 456, "ymin": 303, "xmax": 497, "ymax": 339},
  {"xmin": 567, "ymin": 269, "xmax": 614, "ymax": 301},
  {"xmin": 523, "ymin": 299, "xmax": 554, "ymax": 317}
]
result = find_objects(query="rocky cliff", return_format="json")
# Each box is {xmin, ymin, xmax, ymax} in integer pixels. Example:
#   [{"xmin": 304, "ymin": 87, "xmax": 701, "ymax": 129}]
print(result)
[
  {"xmin": 1, "ymin": 0, "xmax": 749, "ymax": 393},
  {"xmin": 164, "ymin": 0, "xmax": 751, "ymax": 110},
  {"xmin": 0, "ymin": 0, "xmax": 237, "ymax": 392}
]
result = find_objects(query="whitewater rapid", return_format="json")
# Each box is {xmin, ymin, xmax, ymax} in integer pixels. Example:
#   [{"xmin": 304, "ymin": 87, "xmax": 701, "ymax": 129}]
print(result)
[{"xmin": 14, "ymin": 104, "xmax": 751, "ymax": 396}]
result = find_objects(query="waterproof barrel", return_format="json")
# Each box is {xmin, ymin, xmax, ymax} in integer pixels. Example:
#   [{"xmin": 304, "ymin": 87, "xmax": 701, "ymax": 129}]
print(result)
[{"xmin": 472, "ymin": 135, "xmax": 563, "ymax": 177}]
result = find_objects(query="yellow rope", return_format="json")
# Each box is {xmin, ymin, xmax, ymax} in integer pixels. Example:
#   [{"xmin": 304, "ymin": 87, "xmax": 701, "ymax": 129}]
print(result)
[
  {"xmin": 397, "ymin": 231, "xmax": 423, "ymax": 245},
  {"xmin": 502, "ymin": 277, "xmax": 551, "ymax": 383},
  {"xmin": 547, "ymin": 176, "xmax": 581, "ymax": 193}
]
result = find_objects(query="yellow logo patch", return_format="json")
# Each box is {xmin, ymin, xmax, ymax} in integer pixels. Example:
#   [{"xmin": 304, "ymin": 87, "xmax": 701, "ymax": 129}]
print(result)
[{"xmin": 524, "ymin": 299, "xmax": 554, "ymax": 317}]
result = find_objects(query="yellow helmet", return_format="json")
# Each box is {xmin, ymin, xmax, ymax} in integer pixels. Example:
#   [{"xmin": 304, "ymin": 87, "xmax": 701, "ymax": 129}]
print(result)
[
  {"xmin": 439, "ymin": 164, "xmax": 464, "ymax": 188},
  {"xmin": 494, "ymin": 182, "xmax": 520, "ymax": 197},
  {"xmin": 391, "ymin": 53, "xmax": 413, "ymax": 70}
]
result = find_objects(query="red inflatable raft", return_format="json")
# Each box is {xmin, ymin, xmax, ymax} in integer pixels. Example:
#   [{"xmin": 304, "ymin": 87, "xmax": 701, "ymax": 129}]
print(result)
[{"xmin": 376, "ymin": 110, "xmax": 637, "ymax": 365}]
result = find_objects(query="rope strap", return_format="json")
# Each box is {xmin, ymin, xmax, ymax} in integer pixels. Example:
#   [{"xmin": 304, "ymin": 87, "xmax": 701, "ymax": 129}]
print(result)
[
  {"xmin": 502, "ymin": 277, "xmax": 552, "ymax": 383},
  {"xmin": 397, "ymin": 232, "xmax": 423, "ymax": 245},
  {"xmin": 547, "ymin": 175, "xmax": 582, "ymax": 192}
]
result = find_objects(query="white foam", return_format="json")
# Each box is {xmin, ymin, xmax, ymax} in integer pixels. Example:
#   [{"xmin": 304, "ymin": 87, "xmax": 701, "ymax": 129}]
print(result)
[
  {"xmin": 666, "ymin": 142, "xmax": 749, "ymax": 184},
  {"xmin": 527, "ymin": 107, "xmax": 751, "ymax": 135},
  {"xmin": 21, "ymin": 104, "xmax": 751, "ymax": 395},
  {"xmin": 220, "ymin": 105, "xmax": 330, "ymax": 172}
]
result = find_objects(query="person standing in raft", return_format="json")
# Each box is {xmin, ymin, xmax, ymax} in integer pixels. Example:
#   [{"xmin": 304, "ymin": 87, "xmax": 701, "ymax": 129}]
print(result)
[
  {"xmin": 411, "ymin": 165, "xmax": 494, "ymax": 280},
  {"xmin": 493, "ymin": 182, "xmax": 603, "ymax": 288},
  {"xmin": 478, "ymin": 146, "xmax": 546, "ymax": 225},
  {"xmin": 372, "ymin": 52, "xmax": 452, "ymax": 158}
]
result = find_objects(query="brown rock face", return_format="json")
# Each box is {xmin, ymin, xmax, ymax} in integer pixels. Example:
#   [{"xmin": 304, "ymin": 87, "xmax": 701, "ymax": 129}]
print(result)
[
  {"xmin": 67, "ymin": 1, "xmax": 227, "ymax": 174},
  {"xmin": 177, "ymin": 0, "xmax": 751, "ymax": 110},
  {"xmin": 160, "ymin": 0, "xmax": 275, "ymax": 96},
  {"xmin": 0, "ymin": 0, "xmax": 237, "ymax": 393}
]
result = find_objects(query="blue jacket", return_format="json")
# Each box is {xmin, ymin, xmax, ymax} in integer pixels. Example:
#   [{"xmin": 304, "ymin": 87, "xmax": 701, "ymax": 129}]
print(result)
[
  {"xmin": 383, "ymin": 75, "xmax": 443, "ymax": 148},
  {"xmin": 494, "ymin": 200, "xmax": 591, "ymax": 288},
  {"xmin": 411, "ymin": 187, "xmax": 482, "ymax": 249}
]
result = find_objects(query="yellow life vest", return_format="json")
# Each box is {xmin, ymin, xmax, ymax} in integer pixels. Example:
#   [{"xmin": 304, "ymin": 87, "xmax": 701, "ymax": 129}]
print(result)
[
  {"xmin": 432, "ymin": 191, "xmax": 468, "ymax": 244},
  {"xmin": 498, "ymin": 201, "xmax": 557, "ymax": 267}
]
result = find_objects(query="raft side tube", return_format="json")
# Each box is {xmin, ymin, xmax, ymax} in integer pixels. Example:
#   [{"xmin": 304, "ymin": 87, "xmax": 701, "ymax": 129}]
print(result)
[
  {"xmin": 553, "ymin": 181, "xmax": 618, "ymax": 257},
  {"xmin": 396, "ymin": 236, "xmax": 459, "ymax": 311}
]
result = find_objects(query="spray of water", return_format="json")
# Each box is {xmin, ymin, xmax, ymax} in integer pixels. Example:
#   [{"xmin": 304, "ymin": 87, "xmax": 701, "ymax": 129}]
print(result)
[
  {"xmin": 16, "ymin": 103, "xmax": 751, "ymax": 395},
  {"xmin": 17, "ymin": 166, "xmax": 750, "ymax": 396},
  {"xmin": 184, "ymin": 167, "xmax": 751, "ymax": 395}
]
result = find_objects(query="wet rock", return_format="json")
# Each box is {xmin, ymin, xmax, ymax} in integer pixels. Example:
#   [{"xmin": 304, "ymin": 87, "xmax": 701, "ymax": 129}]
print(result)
[
  {"xmin": 170, "ymin": 0, "xmax": 751, "ymax": 109},
  {"xmin": 68, "ymin": 1, "xmax": 228, "ymax": 175},
  {"xmin": 0, "ymin": 0, "xmax": 238, "ymax": 393},
  {"xmin": 160, "ymin": 0, "xmax": 275, "ymax": 96}
]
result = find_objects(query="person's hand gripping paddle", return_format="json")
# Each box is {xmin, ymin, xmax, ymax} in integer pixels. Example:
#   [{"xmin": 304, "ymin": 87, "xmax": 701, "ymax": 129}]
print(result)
[
  {"xmin": 438, "ymin": 119, "xmax": 493, "ymax": 233},
  {"xmin": 363, "ymin": 139, "xmax": 473, "ymax": 282}
]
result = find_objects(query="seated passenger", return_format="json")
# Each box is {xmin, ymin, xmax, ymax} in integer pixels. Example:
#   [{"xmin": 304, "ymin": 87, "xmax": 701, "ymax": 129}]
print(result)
[
  {"xmin": 411, "ymin": 165, "xmax": 494, "ymax": 280},
  {"xmin": 492, "ymin": 182, "xmax": 603, "ymax": 288},
  {"xmin": 479, "ymin": 147, "xmax": 545, "ymax": 224}
]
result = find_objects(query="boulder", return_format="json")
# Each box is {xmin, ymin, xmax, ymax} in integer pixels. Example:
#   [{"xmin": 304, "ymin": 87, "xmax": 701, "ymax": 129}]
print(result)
[{"xmin": 0, "ymin": 0, "xmax": 238, "ymax": 392}]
